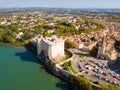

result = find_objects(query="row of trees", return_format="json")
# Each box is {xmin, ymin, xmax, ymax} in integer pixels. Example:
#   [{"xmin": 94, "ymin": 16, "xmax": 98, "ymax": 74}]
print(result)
[
  {"xmin": 0, "ymin": 23, "xmax": 52, "ymax": 46},
  {"xmin": 33, "ymin": 25, "xmax": 51, "ymax": 37},
  {"xmin": 33, "ymin": 20, "xmax": 103, "ymax": 37},
  {"xmin": 0, "ymin": 25, "xmax": 27, "ymax": 46},
  {"xmin": 54, "ymin": 20, "xmax": 103, "ymax": 36},
  {"xmin": 0, "ymin": 28, "xmax": 16, "ymax": 43},
  {"xmin": 69, "ymin": 75, "xmax": 92, "ymax": 90},
  {"xmin": 68, "ymin": 75, "xmax": 120, "ymax": 90},
  {"xmin": 0, "ymin": 18, "xmax": 103, "ymax": 46},
  {"xmin": 54, "ymin": 26, "xmax": 77, "ymax": 36}
]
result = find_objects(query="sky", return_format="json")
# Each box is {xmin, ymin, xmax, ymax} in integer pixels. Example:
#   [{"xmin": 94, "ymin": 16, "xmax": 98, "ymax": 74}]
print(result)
[{"xmin": 0, "ymin": 0, "xmax": 120, "ymax": 8}]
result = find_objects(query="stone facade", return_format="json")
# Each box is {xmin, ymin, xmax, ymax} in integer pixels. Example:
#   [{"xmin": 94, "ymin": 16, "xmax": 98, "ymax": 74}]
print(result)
[
  {"xmin": 97, "ymin": 35, "xmax": 118, "ymax": 61},
  {"xmin": 37, "ymin": 36, "xmax": 64, "ymax": 60}
]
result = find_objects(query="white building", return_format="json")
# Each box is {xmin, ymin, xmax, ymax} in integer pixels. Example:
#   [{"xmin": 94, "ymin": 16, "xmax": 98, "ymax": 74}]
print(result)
[
  {"xmin": 37, "ymin": 36, "xmax": 64, "ymax": 60},
  {"xmin": 78, "ymin": 43, "xmax": 84, "ymax": 49},
  {"xmin": 16, "ymin": 32, "xmax": 24, "ymax": 39}
]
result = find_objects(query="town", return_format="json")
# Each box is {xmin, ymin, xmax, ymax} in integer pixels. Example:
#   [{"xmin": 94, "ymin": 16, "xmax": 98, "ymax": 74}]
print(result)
[{"xmin": 0, "ymin": 9, "xmax": 120, "ymax": 90}]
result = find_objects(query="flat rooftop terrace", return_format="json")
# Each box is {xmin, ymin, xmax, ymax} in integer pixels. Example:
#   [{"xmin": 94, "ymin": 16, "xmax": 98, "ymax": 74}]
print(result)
[{"xmin": 42, "ymin": 36, "xmax": 64, "ymax": 45}]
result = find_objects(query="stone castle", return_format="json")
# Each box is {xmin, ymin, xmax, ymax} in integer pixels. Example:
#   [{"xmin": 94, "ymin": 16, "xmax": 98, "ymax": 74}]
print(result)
[{"xmin": 37, "ymin": 36, "xmax": 65, "ymax": 60}]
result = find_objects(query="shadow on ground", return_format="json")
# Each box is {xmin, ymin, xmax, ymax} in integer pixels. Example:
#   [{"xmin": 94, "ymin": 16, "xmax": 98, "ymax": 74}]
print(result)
[{"xmin": 108, "ymin": 60, "xmax": 120, "ymax": 74}]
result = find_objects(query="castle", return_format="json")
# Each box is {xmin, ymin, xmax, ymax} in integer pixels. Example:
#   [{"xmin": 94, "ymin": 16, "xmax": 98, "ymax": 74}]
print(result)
[
  {"xmin": 37, "ymin": 36, "xmax": 65, "ymax": 60},
  {"xmin": 97, "ymin": 34, "xmax": 118, "ymax": 61}
]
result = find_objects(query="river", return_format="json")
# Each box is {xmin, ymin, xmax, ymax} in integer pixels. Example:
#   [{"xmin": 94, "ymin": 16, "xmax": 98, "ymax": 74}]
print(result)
[{"xmin": 0, "ymin": 43, "xmax": 71, "ymax": 90}]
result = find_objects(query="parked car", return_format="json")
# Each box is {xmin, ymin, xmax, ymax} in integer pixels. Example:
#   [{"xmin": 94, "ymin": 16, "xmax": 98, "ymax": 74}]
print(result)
[
  {"xmin": 85, "ymin": 71, "xmax": 89, "ymax": 74},
  {"xmin": 79, "ymin": 69, "xmax": 85, "ymax": 72},
  {"xmin": 102, "ymin": 72, "xmax": 107, "ymax": 76}
]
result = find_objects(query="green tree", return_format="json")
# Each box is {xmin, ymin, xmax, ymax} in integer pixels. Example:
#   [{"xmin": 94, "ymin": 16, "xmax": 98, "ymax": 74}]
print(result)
[
  {"xmin": 69, "ymin": 75, "xmax": 92, "ymax": 90},
  {"xmin": 89, "ymin": 45, "xmax": 98, "ymax": 57},
  {"xmin": 23, "ymin": 31, "xmax": 33, "ymax": 40},
  {"xmin": 65, "ymin": 40, "xmax": 76, "ymax": 49},
  {"xmin": 43, "ymin": 32, "xmax": 51, "ymax": 37}
]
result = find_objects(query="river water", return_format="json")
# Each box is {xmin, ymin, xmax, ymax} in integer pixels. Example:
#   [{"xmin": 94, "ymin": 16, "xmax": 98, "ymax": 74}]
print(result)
[{"xmin": 0, "ymin": 43, "xmax": 71, "ymax": 90}]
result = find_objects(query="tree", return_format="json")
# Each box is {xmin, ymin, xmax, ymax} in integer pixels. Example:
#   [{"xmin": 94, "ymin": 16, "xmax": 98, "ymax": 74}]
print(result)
[
  {"xmin": 33, "ymin": 25, "xmax": 45, "ymax": 34},
  {"xmin": 69, "ymin": 75, "xmax": 92, "ymax": 90},
  {"xmin": 65, "ymin": 40, "xmax": 76, "ymax": 49},
  {"xmin": 23, "ymin": 31, "xmax": 33, "ymax": 40},
  {"xmin": 43, "ymin": 32, "xmax": 51, "ymax": 37},
  {"xmin": 89, "ymin": 45, "xmax": 98, "ymax": 57}
]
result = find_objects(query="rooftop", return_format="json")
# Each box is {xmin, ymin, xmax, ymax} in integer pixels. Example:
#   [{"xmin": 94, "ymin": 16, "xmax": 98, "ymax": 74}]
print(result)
[{"xmin": 42, "ymin": 36, "xmax": 64, "ymax": 45}]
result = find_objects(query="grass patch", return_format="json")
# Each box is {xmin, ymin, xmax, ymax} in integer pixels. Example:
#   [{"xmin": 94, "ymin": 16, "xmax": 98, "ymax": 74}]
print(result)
[
  {"xmin": 62, "ymin": 50, "xmax": 72, "ymax": 61},
  {"xmin": 85, "ymin": 52, "xmax": 90, "ymax": 55},
  {"xmin": 69, "ymin": 65, "xmax": 78, "ymax": 74},
  {"xmin": 62, "ymin": 61, "xmax": 77, "ymax": 74},
  {"xmin": 64, "ymin": 50, "xmax": 72, "ymax": 59},
  {"xmin": 57, "ymin": 50, "xmax": 72, "ymax": 63},
  {"xmin": 79, "ymin": 55, "xmax": 85, "ymax": 58}
]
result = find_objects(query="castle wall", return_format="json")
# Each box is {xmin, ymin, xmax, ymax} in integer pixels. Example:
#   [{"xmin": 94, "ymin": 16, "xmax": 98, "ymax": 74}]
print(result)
[
  {"xmin": 37, "ymin": 36, "xmax": 64, "ymax": 59},
  {"xmin": 42, "ymin": 41, "xmax": 50, "ymax": 58},
  {"xmin": 37, "ymin": 39, "xmax": 42, "ymax": 55},
  {"xmin": 50, "ymin": 41, "xmax": 64, "ymax": 59}
]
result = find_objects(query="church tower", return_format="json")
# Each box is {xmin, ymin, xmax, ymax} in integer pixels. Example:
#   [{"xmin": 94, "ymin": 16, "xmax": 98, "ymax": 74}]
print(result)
[{"xmin": 97, "ymin": 32, "xmax": 106, "ymax": 59}]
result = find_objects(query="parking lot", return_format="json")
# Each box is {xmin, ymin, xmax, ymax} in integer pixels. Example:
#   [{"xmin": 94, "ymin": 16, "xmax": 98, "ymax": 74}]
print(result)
[{"xmin": 70, "ymin": 49, "xmax": 120, "ymax": 87}]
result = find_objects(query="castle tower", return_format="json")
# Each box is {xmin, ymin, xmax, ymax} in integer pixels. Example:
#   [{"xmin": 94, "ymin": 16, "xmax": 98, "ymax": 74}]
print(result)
[
  {"xmin": 37, "ymin": 38, "xmax": 42, "ymax": 56},
  {"xmin": 102, "ymin": 33, "xmax": 106, "ymax": 53},
  {"xmin": 37, "ymin": 36, "xmax": 64, "ymax": 60}
]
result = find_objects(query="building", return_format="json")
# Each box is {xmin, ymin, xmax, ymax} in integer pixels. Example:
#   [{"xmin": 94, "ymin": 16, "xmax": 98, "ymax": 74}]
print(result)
[
  {"xmin": 83, "ymin": 42, "xmax": 97, "ymax": 51},
  {"xmin": 78, "ymin": 42, "xmax": 84, "ymax": 49},
  {"xmin": 97, "ymin": 34, "xmax": 118, "ymax": 61},
  {"xmin": 37, "ymin": 36, "xmax": 64, "ymax": 60},
  {"xmin": 97, "ymin": 34, "xmax": 106, "ymax": 59}
]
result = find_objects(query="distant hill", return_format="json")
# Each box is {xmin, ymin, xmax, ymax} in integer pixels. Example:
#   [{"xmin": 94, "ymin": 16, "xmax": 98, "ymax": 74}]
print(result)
[{"xmin": 0, "ymin": 7, "xmax": 120, "ymax": 13}]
